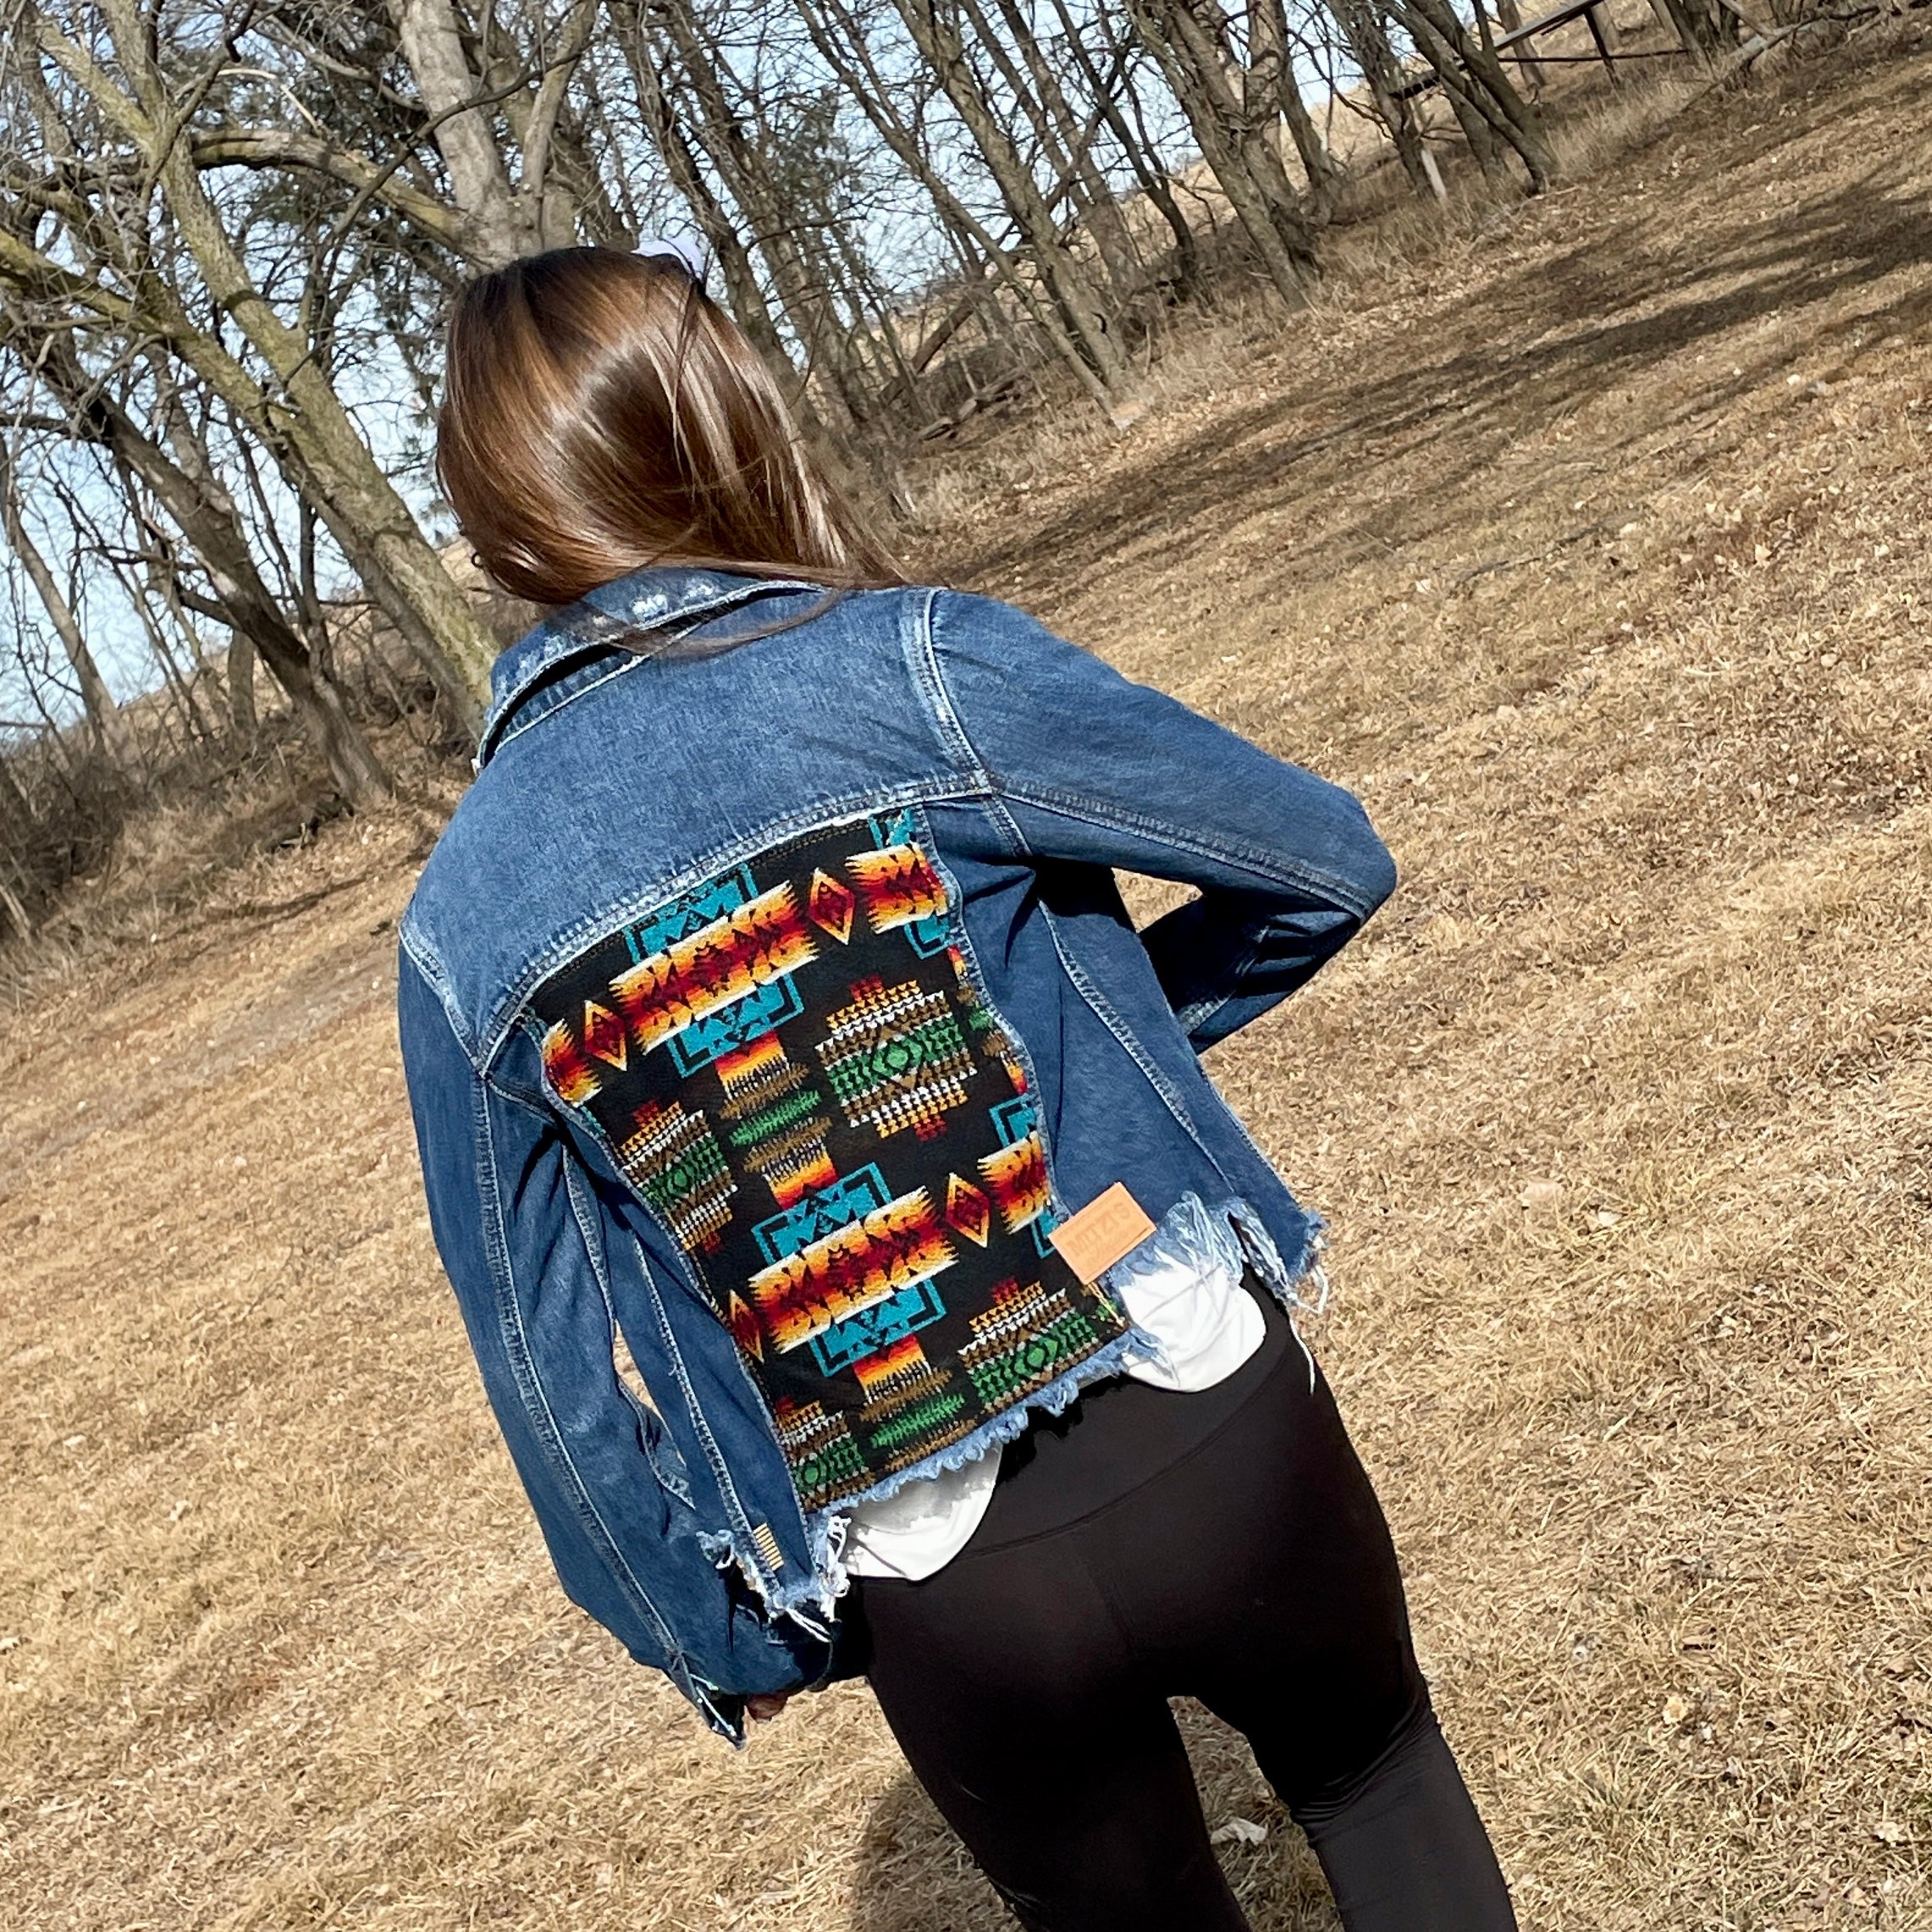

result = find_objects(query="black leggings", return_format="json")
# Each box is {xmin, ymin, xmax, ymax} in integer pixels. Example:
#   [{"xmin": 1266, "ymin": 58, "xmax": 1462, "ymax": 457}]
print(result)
[{"xmin": 840, "ymin": 1288, "xmax": 1516, "ymax": 1932}]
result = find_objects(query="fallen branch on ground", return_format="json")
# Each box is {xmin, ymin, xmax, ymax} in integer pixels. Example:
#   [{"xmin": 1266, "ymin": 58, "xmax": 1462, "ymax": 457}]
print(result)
[{"xmin": 1455, "ymin": 518, "xmax": 1620, "ymax": 588}]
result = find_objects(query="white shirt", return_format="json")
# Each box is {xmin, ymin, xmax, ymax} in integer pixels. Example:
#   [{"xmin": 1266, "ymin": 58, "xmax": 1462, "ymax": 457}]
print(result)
[{"xmin": 842, "ymin": 1201, "xmax": 1269, "ymax": 1581}]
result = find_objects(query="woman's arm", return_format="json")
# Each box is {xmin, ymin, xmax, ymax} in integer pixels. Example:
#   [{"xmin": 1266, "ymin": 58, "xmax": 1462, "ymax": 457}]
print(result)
[
  {"xmin": 397, "ymin": 945, "xmax": 798, "ymax": 1734},
  {"xmin": 925, "ymin": 590, "xmax": 1396, "ymax": 1050}
]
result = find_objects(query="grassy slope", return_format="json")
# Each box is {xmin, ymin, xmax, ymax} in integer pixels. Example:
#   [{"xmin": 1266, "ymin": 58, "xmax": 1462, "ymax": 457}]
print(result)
[{"xmin": 3, "ymin": 35, "xmax": 1929, "ymax": 1931}]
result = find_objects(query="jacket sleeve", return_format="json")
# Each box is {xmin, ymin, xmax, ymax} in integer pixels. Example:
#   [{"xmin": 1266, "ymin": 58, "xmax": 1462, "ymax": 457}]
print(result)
[
  {"xmin": 395, "ymin": 942, "xmax": 766, "ymax": 1735},
  {"xmin": 926, "ymin": 590, "xmax": 1397, "ymax": 1051}
]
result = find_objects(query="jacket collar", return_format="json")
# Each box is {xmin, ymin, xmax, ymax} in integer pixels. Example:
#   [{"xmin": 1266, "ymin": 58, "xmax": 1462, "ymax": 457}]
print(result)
[{"xmin": 476, "ymin": 565, "xmax": 823, "ymax": 770}]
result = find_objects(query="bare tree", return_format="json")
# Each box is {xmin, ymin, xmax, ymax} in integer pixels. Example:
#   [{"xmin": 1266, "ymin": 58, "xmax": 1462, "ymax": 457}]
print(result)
[
  {"xmin": 0, "ymin": 428, "xmax": 141, "ymax": 762},
  {"xmin": 1324, "ymin": 0, "xmax": 1444, "ymax": 202},
  {"xmin": 798, "ymin": 0, "xmax": 1143, "ymax": 419},
  {"xmin": 1388, "ymin": 0, "xmax": 1556, "ymax": 189},
  {"xmin": 12, "ymin": 327, "xmax": 395, "ymax": 803},
  {"xmin": 0, "ymin": 0, "xmax": 1764, "ymax": 896},
  {"xmin": 1048, "ymin": 0, "xmax": 1204, "ymax": 295},
  {"xmin": 1122, "ymin": 0, "xmax": 1322, "ymax": 304}
]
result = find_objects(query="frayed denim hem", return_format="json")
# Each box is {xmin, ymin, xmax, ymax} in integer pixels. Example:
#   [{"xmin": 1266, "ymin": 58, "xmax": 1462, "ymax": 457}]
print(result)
[
  {"xmin": 803, "ymin": 1322, "xmax": 1163, "ymax": 1606},
  {"xmin": 716, "ymin": 1192, "xmax": 1334, "ymax": 1622},
  {"xmin": 694, "ymin": 1523, "xmax": 849, "ymax": 1634},
  {"xmin": 1226, "ymin": 1195, "xmax": 1329, "ymax": 1389}
]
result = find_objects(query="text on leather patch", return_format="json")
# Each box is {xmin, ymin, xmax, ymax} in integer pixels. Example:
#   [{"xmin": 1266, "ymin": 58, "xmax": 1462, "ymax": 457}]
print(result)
[{"xmin": 1049, "ymin": 1184, "xmax": 1156, "ymax": 1284}]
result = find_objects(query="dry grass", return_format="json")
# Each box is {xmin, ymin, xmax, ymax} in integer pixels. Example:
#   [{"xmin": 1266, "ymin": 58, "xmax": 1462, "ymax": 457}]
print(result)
[{"xmin": 4, "ymin": 32, "xmax": 1932, "ymax": 1932}]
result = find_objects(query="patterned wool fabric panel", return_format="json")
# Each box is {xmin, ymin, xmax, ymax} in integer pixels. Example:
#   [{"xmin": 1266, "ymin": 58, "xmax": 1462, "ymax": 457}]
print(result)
[{"xmin": 527, "ymin": 810, "xmax": 1129, "ymax": 1514}]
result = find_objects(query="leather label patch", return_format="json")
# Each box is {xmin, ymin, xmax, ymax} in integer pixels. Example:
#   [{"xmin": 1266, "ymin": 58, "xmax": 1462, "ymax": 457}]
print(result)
[{"xmin": 1049, "ymin": 1183, "xmax": 1156, "ymax": 1284}]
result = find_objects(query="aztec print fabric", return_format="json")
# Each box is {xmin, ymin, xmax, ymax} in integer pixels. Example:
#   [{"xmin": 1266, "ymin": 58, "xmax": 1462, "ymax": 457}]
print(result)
[{"xmin": 526, "ymin": 810, "xmax": 1130, "ymax": 1515}]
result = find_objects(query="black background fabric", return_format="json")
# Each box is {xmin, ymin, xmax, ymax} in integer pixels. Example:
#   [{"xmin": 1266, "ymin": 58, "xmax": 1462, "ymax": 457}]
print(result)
[{"xmin": 525, "ymin": 812, "xmax": 1126, "ymax": 1510}]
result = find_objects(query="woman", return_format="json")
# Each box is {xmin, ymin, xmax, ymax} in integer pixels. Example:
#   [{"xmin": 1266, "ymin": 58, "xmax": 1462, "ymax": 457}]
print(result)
[{"xmin": 400, "ymin": 243, "xmax": 1515, "ymax": 1932}]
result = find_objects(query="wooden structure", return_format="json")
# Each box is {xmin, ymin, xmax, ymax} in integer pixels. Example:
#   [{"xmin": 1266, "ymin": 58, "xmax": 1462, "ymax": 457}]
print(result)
[
  {"xmin": 1495, "ymin": 0, "xmax": 1625, "ymax": 81},
  {"xmin": 1392, "ymin": 0, "xmax": 1640, "ymax": 102}
]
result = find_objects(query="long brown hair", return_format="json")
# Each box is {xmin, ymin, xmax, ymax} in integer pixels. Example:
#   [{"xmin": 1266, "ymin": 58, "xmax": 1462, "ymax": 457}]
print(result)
[{"xmin": 437, "ymin": 246, "xmax": 901, "ymax": 608}]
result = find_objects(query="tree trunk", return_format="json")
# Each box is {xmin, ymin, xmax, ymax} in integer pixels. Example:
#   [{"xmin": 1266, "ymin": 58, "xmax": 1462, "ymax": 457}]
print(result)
[
  {"xmin": 1649, "ymin": 0, "xmax": 1729, "ymax": 57},
  {"xmin": 0, "ymin": 457, "xmax": 135, "ymax": 764},
  {"xmin": 1429, "ymin": 37, "xmax": 1515, "ymax": 186},
  {"xmin": 619, "ymin": 33, "xmax": 790, "ymax": 370},
  {"xmin": 1334, "ymin": 0, "xmax": 1444, "ymax": 202},
  {"xmin": 227, "ymin": 628, "xmax": 258, "ymax": 740},
  {"xmin": 1494, "ymin": 0, "xmax": 1548, "ymax": 91},
  {"xmin": 53, "ymin": 0, "xmax": 499, "ymax": 716},
  {"xmin": 151, "ymin": 464, "xmax": 394, "ymax": 806},
  {"xmin": 883, "ymin": 0, "xmax": 1139, "ymax": 409},
  {"xmin": 976, "ymin": 0, "xmax": 1142, "ymax": 297},
  {"xmin": 386, "ymin": 0, "xmax": 527, "ymax": 263},
  {"xmin": 1122, "ymin": 0, "xmax": 1320, "ymax": 305},
  {"xmin": 643, "ymin": 0, "xmax": 880, "ymax": 428},
  {"xmin": 124, "ymin": 572, "xmax": 222, "ymax": 752},
  {"xmin": 1252, "ymin": 0, "xmax": 1344, "ymax": 221},
  {"xmin": 797, "ymin": 0, "xmax": 1140, "ymax": 420},
  {"xmin": 1396, "ymin": 0, "xmax": 1557, "ymax": 189},
  {"xmin": 31, "ymin": 328, "xmax": 396, "ymax": 805},
  {"xmin": 1051, "ymin": 0, "xmax": 1204, "ymax": 295}
]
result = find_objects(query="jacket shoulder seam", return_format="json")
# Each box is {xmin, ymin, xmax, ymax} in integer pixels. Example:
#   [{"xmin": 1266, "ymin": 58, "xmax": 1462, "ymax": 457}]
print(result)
[
  {"xmin": 398, "ymin": 918, "xmax": 482, "ymax": 1065},
  {"xmin": 918, "ymin": 589, "xmax": 1029, "ymax": 857}
]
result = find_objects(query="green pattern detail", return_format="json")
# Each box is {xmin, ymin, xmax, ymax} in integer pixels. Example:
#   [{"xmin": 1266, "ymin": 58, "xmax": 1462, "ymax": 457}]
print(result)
[
  {"xmin": 863, "ymin": 1388, "xmax": 969, "ymax": 1455},
  {"xmin": 821, "ymin": 1014, "xmax": 969, "ymax": 1106},
  {"xmin": 965, "ymin": 1312, "xmax": 1099, "ymax": 1409},
  {"xmin": 796, "ymin": 1436, "xmax": 867, "ymax": 1497},
  {"xmin": 724, "ymin": 1086, "xmax": 825, "ymax": 1150},
  {"xmin": 638, "ymin": 1134, "xmax": 730, "ymax": 1217}
]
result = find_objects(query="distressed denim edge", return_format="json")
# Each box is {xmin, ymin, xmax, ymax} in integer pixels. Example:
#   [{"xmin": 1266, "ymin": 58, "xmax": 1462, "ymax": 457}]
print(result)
[
  {"xmin": 703, "ymin": 1191, "xmax": 1334, "ymax": 1632},
  {"xmin": 799, "ymin": 1322, "xmax": 1162, "ymax": 1608}
]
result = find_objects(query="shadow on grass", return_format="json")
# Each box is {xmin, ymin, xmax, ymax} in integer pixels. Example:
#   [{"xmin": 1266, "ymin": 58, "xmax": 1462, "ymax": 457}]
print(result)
[
  {"xmin": 847, "ymin": 1772, "xmax": 1011, "ymax": 1932},
  {"xmin": 953, "ymin": 66, "xmax": 1932, "ymax": 598},
  {"xmin": 846, "ymin": 1703, "xmax": 1341, "ymax": 1932}
]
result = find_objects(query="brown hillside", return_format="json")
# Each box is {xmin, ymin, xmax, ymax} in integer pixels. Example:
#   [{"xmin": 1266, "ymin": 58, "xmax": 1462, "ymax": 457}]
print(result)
[{"xmin": 3, "ymin": 33, "xmax": 1929, "ymax": 1931}]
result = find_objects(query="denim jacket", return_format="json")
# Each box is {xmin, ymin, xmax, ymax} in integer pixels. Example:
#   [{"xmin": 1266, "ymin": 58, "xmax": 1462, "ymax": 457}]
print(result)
[{"xmin": 398, "ymin": 566, "xmax": 1395, "ymax": 1741}]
